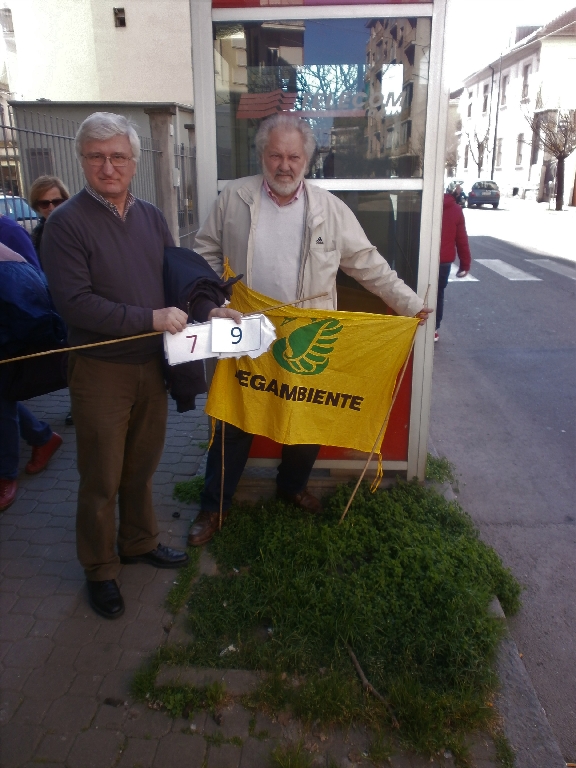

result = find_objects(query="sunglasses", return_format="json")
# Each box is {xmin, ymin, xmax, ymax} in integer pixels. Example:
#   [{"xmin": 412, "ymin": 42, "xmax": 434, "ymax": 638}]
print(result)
[{"xmin": 37, "ymin": 198, "xmax": 65, "ymax": 210}]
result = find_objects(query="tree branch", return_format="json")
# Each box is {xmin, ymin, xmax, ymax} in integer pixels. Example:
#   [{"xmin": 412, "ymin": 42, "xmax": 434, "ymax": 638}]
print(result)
[{"xmin": 347, "ymin": 645, "xmax": 399, "ymax": 728}]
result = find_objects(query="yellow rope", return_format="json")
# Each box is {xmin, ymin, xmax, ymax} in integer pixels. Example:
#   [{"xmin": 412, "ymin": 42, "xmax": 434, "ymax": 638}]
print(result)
[{"xmin": 1, "ymin": 293, "xmax": 329, "ymax": 367}]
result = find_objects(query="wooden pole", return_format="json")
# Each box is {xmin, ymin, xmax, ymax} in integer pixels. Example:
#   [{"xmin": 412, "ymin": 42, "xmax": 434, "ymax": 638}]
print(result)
[
  {"xmin": 339, "ymin": 335, "xmax": 417, "ymax": 524},
  {"xmin": 246, "ymin": 292, "xmax": 330, "ymax": 316},
  {"xmin": 0, "ymin": 331, "xmax": 163, "ymax": 365},
  {"xmin": 219, "ymin": 421, "xmax": 225, "ymax": 531}
]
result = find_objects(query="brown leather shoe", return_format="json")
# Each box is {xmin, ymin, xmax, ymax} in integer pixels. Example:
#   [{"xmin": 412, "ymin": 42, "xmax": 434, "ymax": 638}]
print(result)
[
  {"xmin": 187, "ymin": 510, "xmax": 228, "ymax": 547},
  {"xmin": 25, "ymin": 433, "xmax": 63, "ymax": 474},
  {"xmin": 0, "ymin": 478, "xmax": 18, "ymax": 512},
  {"xmin": 277, "ymin": 487, "xmax": 322, "ymax": 513}
]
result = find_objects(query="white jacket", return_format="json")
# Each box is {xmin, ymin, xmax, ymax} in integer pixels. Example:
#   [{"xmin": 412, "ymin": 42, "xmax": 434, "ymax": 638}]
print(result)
[{"xmin": 194, "ymin": 175, "xmax": 424, "ymax": 317}]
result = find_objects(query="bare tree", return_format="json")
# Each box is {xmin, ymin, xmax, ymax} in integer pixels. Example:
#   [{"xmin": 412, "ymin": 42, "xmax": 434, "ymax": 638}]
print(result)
[
  {"xmin": 465, "ymin": 124, "xmax": 490, "ymax": 177},
  {"xmin": 525, "ymin": 108, "xmax": 576, "ymax": 210},
  {"xmin": 445, "ymin": 146, "xmax": 458, "ymax": 177},
  {"xmin": 296, "ymin": 65, "xmax": 362, "ymax": 110}
]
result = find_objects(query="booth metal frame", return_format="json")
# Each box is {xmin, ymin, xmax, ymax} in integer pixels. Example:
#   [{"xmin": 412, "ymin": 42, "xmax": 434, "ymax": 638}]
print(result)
[{"xmin": 189, "ymin": 0, "xmax": 449, "ymax": 481}]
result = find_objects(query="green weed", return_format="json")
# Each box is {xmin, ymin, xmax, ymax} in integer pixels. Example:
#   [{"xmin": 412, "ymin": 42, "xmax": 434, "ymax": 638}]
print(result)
[
  {"xmin": 173, "ymin": 476, "xmax": 205, "ymax": 504},
  {"xmin": 165, "ymin": 548, "xmax": 200, "ymax": 614},
  {"xmin": 426, "ymin": 453, "xmax": 455, "ymax": 484},
  {"xmin": 493, "ymin": 728, "xmax": 515, "ymax": 768},
  {"xmin": 367, "ymin": 731, "xmax": 393, "ymax": 764},
  {"xmin": 270, "ymin": 741, "xmax": 313, "ymax": 768},
  {"xmin": 205, "ymin": 732, "xmax": 244, "ymax": 747}
]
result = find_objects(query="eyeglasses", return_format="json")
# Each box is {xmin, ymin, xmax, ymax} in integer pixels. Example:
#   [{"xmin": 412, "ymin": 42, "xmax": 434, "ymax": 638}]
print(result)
[
  {"xmin": 36, "ymin": 198, "xmax": 65, "ymax": 210},
  {"xmin": 81, "ymin": 153, "xmax": 133, "ymax": 168}
]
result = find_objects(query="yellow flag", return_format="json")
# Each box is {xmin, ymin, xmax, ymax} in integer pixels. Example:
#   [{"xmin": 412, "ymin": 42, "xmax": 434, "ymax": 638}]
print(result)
[{"xmin": 205, "ymin": 275, "xmax": 419, "ymax": 454}]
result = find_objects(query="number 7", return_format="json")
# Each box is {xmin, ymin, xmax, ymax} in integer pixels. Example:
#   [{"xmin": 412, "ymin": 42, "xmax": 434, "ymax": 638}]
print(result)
[{"xmin": 186, "ymin": 334, "xmax": 197, "ymax": 353}]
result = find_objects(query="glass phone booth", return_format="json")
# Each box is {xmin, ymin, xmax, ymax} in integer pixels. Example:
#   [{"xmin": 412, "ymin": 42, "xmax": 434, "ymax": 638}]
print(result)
[{"xmin": 190, "ymin": 0, "xmax": 449, "ymax": 490}]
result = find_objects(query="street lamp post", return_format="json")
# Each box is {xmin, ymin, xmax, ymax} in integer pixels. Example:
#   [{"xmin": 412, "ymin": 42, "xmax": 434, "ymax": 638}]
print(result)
[{"xmin": 491, "ymin": 55, "xmax": 502, "ymax": 180}]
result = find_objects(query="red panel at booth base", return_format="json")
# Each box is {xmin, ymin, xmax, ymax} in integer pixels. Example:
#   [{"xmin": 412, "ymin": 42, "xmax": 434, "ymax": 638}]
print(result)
[{"xmin": 249, "ymin": 354, "xmax": 413, "ymax": 463}]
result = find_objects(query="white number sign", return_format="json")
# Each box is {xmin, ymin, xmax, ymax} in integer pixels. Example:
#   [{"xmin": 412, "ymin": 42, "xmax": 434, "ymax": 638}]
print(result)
[{"xmin": 210, "ymin": 316, "xmax": 262, "ymax": 353}]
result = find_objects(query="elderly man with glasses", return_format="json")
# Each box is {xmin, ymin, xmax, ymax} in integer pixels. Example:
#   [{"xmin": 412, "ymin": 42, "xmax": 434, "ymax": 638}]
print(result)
[{"xmin": 42, "ymin": 112, "xmax": 189, "ymax": 620}]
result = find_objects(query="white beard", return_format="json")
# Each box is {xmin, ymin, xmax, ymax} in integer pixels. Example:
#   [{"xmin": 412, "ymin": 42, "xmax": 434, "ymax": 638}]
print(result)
[{"xmin": 263, "ymin": 168, "xmax": 305, "ymax": 199}]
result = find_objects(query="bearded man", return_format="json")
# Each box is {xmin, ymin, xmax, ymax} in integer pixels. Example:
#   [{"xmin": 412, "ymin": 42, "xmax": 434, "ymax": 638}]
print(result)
[{"xmin": 189, "ymin": 113, "xmax": 431, "ymax": 546}]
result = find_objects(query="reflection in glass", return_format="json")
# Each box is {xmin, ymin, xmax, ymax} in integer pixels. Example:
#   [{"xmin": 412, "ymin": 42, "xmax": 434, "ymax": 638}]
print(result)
[
  {"xmin": 214, "ymin": 18, "xmax": 430, "ymax": 179},
  {"xmin": 334, "ymin": 191, "xmax": 421, "ymax": 309}
]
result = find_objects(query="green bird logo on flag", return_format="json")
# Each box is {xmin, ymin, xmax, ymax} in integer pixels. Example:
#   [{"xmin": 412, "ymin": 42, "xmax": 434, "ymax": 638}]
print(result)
[{"xmin": 272, "ymin": 318, "xmax": 343, "ymax": 376}]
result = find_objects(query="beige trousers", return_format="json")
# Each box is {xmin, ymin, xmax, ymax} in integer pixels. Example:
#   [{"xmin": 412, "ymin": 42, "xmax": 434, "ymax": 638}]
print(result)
[{"xmin": 68, "ymin": 353, "xmax": 168, "ymax": 581}]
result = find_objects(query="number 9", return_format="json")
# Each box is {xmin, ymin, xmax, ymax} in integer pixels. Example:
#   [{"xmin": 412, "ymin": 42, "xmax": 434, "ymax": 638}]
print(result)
[{"xmin": 231, "ymin": 326, "xmax": 243, "ymax": 345}]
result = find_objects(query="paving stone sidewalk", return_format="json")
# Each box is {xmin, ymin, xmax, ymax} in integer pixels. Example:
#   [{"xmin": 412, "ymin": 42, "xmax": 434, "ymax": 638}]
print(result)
[{"xmin": 0, "ymin": 390, "xmax": 499, "ymax": 768}]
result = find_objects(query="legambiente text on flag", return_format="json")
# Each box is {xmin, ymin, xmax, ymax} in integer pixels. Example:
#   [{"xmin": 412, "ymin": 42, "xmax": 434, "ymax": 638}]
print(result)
[{"xmin": 205, "ymin": 270, "xmax": 419, "ymax": 454}]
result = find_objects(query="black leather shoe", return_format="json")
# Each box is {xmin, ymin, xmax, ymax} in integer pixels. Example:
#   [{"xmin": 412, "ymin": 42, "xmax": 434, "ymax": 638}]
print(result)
[
  {"xmin": 87, "ymin": 579, "xmax": 125, "ymax": 620},
  {"xmin": 277, "ymin": 487, "xmax": 323, "ymax": 513},
  {"xmin": 120, "ymin": 543, "xmax": 189, "ymax": 569},
  {"xmin": 65, "ymin": 411, "xmax": 74, "ymax": 426}
]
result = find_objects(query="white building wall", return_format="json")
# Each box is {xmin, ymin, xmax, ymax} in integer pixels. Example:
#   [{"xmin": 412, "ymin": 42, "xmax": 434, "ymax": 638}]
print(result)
[
  {"xmin": 10, "ymin": 0, "xmax": 99, "ymax": 101},
  {"xmin": 8, "ymin": 0, "xmax": 193, "ymax": 104},
  {"xmin": 538, "ymin": 37, "xmax": 576, "ymax": 110}
]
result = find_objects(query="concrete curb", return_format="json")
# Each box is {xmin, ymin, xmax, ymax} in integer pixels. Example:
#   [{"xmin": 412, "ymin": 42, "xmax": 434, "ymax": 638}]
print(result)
[{"xmin": 427, "ymin": 447, "xmax": 566, "ymax": 768}]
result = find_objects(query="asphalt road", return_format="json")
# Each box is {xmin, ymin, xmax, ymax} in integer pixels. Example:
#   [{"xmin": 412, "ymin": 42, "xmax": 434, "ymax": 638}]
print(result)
[{"xmin": 429, "ymin": 203, "xmax": 576, "ymax": 761}]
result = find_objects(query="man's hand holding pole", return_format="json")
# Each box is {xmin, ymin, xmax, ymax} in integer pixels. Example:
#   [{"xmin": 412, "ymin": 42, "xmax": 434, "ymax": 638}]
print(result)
[{"xmin": 153, "ymin": 307, "xmax": 188, "ymax": 334}]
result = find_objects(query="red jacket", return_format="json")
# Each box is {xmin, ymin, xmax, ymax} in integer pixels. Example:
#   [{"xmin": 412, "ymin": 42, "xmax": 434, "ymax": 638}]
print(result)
[{"xmin": 440, "ymin": 193, "xmax": 471, "ymax": 271}]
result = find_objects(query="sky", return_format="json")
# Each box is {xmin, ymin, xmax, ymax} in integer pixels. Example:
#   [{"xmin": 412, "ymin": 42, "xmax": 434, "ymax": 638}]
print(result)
[{"xmin": 444, "ymin": 0, "xmax": 576, "ymax": 88}]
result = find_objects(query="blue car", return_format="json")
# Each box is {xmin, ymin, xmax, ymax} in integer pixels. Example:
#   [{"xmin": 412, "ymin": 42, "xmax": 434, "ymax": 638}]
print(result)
[
  {"xmin": 0, "ymin": 194, "xmax": 39, "ymax": 233},
  {"xmin": 467, "ymin": 180, "xmax": 500, "ymax": 209}
]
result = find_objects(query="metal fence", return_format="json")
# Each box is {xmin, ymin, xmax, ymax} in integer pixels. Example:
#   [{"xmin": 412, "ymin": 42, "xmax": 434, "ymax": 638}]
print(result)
[
  {"xmin": 175, "ymin": 141, "xmax": 198, "ymax": 250},
  {"xmin": 0, "ymin": 107, "xmax": 161, "ymax": 224}
]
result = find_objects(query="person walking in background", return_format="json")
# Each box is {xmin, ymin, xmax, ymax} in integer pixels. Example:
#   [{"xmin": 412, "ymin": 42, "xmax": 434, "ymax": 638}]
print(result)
[
  {"xmin": 436, "ymin": 187, "xmax": 472, "ymax": 342},
  {"xmin": 29, "ymin": 175, "xmax": 70, "ymax": 257},
  {"xmin": 0, "ymin": 241, "xmax": 63, "ymax": 511},
  {"xmin": 42, "ymin": 112, "xmax": 189, "ymax": 620}
]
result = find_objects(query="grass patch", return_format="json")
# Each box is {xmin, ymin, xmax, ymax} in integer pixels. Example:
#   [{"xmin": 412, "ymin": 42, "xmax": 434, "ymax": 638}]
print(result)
[
  {"xmin": 492, "ymin": 727, "xmax": 515, "ymax": 768},
  {"xmin": 131, "ymin": 653, "xmax": 227, "ymax": 718},
  {"xmin": 367, "ymin": 731, "xmax": 393, "ymax": 764},
  {"xmin": 173, "ymin": 476, "xmax": 205, "ymax": 504},
  {"xmin": 205, "ymin": 732, "xmax": 244, "ymax": 747},
  {"xmin": 270, "ymin": 741, "xmax": 313, "ymax": 768},
  {"xmin": 426, "ymin": 453, "xmax": 456, "ymax": 484},
  {"xmin": 165, "ymin": 548, "xmax": 201, "ymax": 614},
  {"xmin": 134, "ymin": 481, "xmax": 520, "ymax": 757}
]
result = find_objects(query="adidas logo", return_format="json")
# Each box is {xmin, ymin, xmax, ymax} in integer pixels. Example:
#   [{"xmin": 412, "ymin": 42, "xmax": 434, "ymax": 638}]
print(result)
[{"xmin": 316, "ymin": 237, "xmax": 323, "ymax": 245}]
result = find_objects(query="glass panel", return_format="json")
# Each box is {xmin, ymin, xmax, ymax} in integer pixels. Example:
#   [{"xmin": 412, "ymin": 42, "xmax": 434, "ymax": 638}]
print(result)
[
  {"xmin": 214, "ymin": 17, "xmax": 430, "ymax": 179},
  {"xmin": 334, "ymin": 190, "xmax": 421, "ymax": 306}
]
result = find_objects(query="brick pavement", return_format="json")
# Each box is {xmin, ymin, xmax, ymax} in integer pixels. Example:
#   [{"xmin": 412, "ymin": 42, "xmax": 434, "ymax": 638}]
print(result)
[{"xmin": 0, "ymin": 389, "xmax": 499, "ymax": 768}]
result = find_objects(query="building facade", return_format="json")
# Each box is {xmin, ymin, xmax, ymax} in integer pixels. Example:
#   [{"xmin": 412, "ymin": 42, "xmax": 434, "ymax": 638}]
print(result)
[
  {"xmin": 1, "ymin": 0, "xmax": 194, "ymax": 105},
  {"xmin": 453, "ymin": 9, "xmax": 576, "ymax": 204}
]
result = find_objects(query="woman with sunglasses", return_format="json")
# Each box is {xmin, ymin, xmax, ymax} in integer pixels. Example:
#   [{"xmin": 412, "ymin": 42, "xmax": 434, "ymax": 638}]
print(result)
[
  {"xmin": 28, "ymin": 176, "xmax": 74, "ymax": 426},
  {"xmin": 29, "ymin": 176, "xmax": 70, "ymax": 258}
]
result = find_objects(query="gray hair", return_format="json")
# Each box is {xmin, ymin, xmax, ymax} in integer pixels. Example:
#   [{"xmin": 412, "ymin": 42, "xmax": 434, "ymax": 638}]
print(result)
[
  {"xmin": 255, "ymin": 114, "xmax": 316, "ymax": 166},
  {"xmin": 75, "ymin": 112, "xmax": 141, "ymax": 162}
]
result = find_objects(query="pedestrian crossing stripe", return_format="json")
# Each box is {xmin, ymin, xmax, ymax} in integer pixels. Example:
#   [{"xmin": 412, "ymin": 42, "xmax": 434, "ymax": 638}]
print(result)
[
  {"xmin": 475, "ymin": 259, "xmax": 541, "ymax": 281},
  {"xmin": 525, "ymin": 259, "xmax": 576, "ymax": 281},
  {"xmin": 446, "ymin": 259, "xmax": 574, "ymax": 283},
  {"xmin": 448, "ymin": 264, "xmax": 478, "ymax": 282}
]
